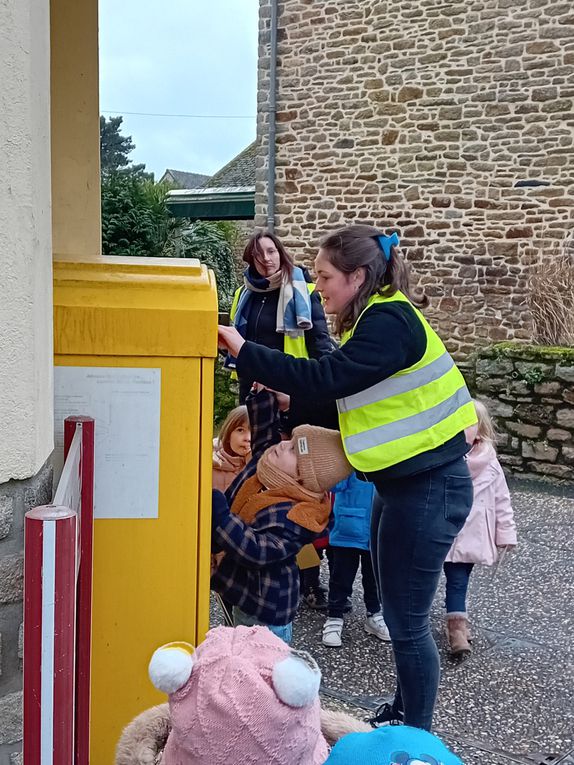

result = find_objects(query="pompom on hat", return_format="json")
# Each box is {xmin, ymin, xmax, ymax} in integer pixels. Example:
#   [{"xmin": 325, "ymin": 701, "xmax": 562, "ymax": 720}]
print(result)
[
  {"xmin": 292, "ymin": 425, "xmax": 353, "ymax": 493},
  {"xmin": 325, "ymin": 725, "xmax": 463, "ymax": 765},
  {"xmin": 147, "ymin": 625, "xmax": 328, "ymax": 765}
]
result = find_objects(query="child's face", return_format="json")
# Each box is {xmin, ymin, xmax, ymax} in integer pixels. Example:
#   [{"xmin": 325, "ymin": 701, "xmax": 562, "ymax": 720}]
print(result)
[
  {"xmin": 264, "ymin": 439, "xmax": 298, "ymax": 478},
  {"xmin": 229, "ymin": 424, "xmax": 251, "ymax": 457}
]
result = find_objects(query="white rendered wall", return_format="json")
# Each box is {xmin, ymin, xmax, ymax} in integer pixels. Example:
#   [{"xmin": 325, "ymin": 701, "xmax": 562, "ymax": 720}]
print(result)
[{"xmin": 0, "ymin": 0, "xmax": 53, "ymax": 482}]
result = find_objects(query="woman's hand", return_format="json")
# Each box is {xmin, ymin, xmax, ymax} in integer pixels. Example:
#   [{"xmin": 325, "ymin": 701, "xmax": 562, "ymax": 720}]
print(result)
[{"xmin": 218, "ymin": 325, "xmax": 245, "ymax": 357}]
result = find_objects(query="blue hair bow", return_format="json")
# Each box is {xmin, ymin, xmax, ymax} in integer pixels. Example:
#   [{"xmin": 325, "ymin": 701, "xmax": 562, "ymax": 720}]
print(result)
[{"xmin": 376, "ymin": 232, "xmax": 400, "ymax": 261}]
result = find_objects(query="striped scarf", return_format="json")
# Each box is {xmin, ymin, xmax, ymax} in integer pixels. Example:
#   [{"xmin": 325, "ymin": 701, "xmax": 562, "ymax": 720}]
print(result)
[{"xmin": 234, "ymin": 266, "xmax": 313, "ymax": 339}]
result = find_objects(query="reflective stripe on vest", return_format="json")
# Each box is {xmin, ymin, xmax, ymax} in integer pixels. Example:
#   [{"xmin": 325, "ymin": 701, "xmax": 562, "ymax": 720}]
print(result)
[
  {"xmin": 337, "ymin": 350, "xmax": 455, "ymax": 413},
  {"xmin": 229, "ymin": 283, "xmax": 314, "ymax": 360},
  {"xmin": 336, "ymin": 291, "xmax": 477, "ymax": 472}
]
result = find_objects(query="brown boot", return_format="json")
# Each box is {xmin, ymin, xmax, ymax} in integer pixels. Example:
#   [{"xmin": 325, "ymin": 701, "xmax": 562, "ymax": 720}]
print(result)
[{"xmin": 446, "ymin": 614, "xmax": 472, "ymax": 658}]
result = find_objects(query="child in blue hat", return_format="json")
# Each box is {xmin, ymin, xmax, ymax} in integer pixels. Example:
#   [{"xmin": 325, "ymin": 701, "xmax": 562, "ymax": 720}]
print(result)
[{"xmin": 325, "ymin": 725, "xmax": 463, "ymax": 765}]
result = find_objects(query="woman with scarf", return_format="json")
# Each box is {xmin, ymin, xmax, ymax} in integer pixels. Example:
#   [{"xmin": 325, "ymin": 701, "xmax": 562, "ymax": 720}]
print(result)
[
  {"xmin": 225, "ymin": 231, "xmax": 335, "ymax": 609},
  {"xmin": 226, "ymin": 230, "xmax": 333, "ymax": 403}
]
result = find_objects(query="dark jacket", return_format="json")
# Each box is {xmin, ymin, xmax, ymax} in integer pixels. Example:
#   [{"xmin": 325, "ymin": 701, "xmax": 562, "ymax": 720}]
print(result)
[
  {"xmin": 211, "ymin": 391, "xmax": 321, "ymax": 625},
  {"xmin": 237, "ymin": 300, "xmax": 468, "ymax": 480},
  {"xmin": 237, "ymin": 267, "xmax": 333, "ymax": 401}
]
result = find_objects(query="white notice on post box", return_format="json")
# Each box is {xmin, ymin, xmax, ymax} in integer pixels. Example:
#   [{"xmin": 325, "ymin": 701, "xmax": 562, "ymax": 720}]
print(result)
[{"xmin": 54, "ymin": 367, "xmax": 161, "ymax": 519}]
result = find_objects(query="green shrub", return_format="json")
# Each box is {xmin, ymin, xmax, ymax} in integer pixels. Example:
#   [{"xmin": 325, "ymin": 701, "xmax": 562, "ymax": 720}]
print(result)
[
  {"xmin": 213, "ymin": 356, "xmax": 238, "ymax": 430},
  {"xmin": 101, "ymin": 175, "xmax": 182, "ymax": 258},
  {"xmin": 178, "ymin": 221, "xmax": 239, "ymax": 311}
]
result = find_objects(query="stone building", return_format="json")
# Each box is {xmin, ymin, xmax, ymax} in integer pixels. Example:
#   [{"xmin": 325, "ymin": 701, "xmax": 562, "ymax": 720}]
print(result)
[{"xmin": 255, "ymin": 0, "xmax": 574, "ymax": 357}]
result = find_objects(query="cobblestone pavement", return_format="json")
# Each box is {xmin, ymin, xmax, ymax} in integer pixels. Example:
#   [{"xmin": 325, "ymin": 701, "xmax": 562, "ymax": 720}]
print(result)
[{"xmin": 211, "ymin": 479, "xmax": 574, "ymax": 764}]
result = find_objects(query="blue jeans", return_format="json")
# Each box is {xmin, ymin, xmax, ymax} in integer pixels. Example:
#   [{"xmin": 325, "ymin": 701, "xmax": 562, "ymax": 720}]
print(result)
[
  {"xmin": 443, "ymin": 561, "xmax": 474, "ymax": 613},
  {"xmin": 232, "ymin": 606, "xmax": 293, "ymax": 645},
  {"xmin": 370, "ymin": 457, "xmax": 473, "ymax": 730}
]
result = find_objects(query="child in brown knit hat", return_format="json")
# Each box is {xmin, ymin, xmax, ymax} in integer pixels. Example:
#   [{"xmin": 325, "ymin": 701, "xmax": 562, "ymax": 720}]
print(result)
[
  {"xmin": 257, "ymin": 423, "xmax": 353, "ymax": 495},
  {"xmin": 211, "ymin": 389, "xmax": 352, "ymax": 644}
]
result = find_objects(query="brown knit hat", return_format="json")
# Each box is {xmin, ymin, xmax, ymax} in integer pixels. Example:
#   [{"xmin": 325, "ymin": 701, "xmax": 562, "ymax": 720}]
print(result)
[{"xmin": 291, "ymin": 425, "xmax": 353, "ymax": 493}]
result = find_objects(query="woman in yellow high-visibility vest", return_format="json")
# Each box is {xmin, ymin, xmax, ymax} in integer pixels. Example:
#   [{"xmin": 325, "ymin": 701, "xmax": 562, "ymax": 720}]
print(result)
[
  {"xmin": 219, "ymin": 224, "xmax": 477, "ymax": 732},
  {"xmin": 226, "ymin": 230, "xmax": 333, "ymax": 403}
]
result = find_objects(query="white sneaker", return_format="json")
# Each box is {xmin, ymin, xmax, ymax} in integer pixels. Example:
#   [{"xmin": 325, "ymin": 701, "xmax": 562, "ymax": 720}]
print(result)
[
  {"xmin": 364, "ymin": 612, "xmax": 391, "ymax": 642},
  {"xmin": 322, "ymin": 617, "xmax": 344, "ymax": 647}
]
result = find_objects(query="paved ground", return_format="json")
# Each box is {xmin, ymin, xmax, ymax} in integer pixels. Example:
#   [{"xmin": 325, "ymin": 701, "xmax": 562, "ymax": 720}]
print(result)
[{"xmin": 211, "ymin": 479, "xmax": 574, "ymax": 764}]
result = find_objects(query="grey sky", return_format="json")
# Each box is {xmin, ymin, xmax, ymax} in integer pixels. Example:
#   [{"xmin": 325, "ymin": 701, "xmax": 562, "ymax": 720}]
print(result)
[{"xmin": 99, "ymin": 0, "xmax": 259, "ymax": 180}]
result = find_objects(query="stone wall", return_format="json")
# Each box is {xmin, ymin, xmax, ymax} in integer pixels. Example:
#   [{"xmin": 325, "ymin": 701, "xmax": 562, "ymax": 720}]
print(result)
[
  {"xmin": 256, "ymin": 0, "xmax": 574, "ymax": 357},
  {"xmin": 0, "ymin": 463, "xmax": 52, "ymax": 764},
  {"xmin": 471, "ymin": 344, "xmax": 574, "ymax": 481},
  {"xmin": 230, "ymin": 219, "xmax": 255, "ymax": 282}
]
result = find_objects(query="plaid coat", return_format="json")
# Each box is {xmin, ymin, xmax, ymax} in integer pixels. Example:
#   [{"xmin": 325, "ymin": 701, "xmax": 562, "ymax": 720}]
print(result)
[{"xmin": 211, "ymin": 391, "xmax": 320, "ymax": 625}]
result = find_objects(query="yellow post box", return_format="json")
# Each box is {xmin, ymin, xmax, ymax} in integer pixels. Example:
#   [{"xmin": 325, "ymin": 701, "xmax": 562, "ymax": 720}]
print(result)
[{"xmin": 53, "ymin": 255, "xmax": 217, "ymax": 763}]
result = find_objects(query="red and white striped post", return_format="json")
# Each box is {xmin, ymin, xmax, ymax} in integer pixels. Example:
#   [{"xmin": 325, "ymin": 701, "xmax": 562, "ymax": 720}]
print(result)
[
  {"xmin": 64, "ymin": 417, "xmax": 94, "ymax": 765},
  {"xmin": 23, "ymin": 416, "xmax": 94, "ymax": 765},
  {"xmin": 23, "ymin": 506, "xmax": 78, "ymax": 765}
]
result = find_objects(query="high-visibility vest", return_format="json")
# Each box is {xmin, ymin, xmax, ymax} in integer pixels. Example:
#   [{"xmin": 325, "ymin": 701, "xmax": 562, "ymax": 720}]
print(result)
[
  {"xmin": 337, "ymin": 290, "xmax": 477, "ymax": 472},
  {"xmin": 229, "ymin": 283, "xmax": 315, "ymax": 360}
]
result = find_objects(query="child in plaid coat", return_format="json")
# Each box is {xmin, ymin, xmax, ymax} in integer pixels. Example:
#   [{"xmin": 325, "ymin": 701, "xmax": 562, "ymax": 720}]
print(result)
[{"xmin": 211, "ymin": 389, "xmax": 352, "ymax": 643}]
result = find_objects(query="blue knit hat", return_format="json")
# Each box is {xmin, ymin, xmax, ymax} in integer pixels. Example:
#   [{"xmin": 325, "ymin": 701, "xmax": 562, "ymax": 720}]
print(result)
[{"xmin": 325, "ymin": 726, "xmax": 463, "ymax": 765}]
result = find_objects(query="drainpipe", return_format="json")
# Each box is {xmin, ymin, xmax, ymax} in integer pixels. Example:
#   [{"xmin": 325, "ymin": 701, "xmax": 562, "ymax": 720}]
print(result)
[{"xmin": 266, "ymin": 0, "xmax": 278, "ymax": 232}]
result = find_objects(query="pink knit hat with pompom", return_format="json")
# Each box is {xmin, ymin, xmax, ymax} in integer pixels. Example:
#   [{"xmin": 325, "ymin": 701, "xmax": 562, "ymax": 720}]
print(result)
[{"xmin": 148, "ymin": 625, "xmax": 329, "ymax": 765}]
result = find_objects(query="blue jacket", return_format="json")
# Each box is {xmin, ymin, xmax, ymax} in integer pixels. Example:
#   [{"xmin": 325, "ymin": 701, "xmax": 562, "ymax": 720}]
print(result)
[{"xmin": 330, "ymin": 473, "xmax": 374, "ymax": 551}]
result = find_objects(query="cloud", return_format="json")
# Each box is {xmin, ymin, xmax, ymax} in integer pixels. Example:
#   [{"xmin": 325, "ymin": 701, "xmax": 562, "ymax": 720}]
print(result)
[{"xmin": 99, "ymin": 0, "xmax": 258, "ymax": 177}]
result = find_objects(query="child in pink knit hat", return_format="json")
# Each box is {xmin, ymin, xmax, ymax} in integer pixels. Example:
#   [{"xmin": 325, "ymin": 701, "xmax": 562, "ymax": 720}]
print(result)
[
  {"xmin": 116, "ymin": 625, "xmax": 463, "ymax": 765},
  {"xmin": 145, "ymin": 625, "xmax": 328, "ymax": 765}
]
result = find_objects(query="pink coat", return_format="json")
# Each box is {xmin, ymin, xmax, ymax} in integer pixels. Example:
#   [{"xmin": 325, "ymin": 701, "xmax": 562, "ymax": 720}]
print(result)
[{"xmin": 446, "ymin": 441, "xmax": 517, "ymax": 566}]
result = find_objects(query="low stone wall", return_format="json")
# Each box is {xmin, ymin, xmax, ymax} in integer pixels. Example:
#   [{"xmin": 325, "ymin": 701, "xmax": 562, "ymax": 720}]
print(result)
[{"xmin": 471, "ymin": 344, "xmax": 574, "ymax": 482}]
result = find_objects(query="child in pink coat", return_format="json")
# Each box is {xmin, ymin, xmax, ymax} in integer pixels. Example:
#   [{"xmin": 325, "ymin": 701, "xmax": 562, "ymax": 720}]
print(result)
[{"xmin": 444, "ymin": 399, "xmax": 517, "ymax": 658}]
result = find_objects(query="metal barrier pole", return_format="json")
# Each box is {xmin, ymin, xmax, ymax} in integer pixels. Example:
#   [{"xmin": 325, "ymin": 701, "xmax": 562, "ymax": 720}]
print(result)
[
  {"xmin": 23, "ymin": 506, "xmax": 78, "ymax": 765},
  {"xmin": 64, "ymin": 416, "xmax": 95, "ymax": 765}
]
